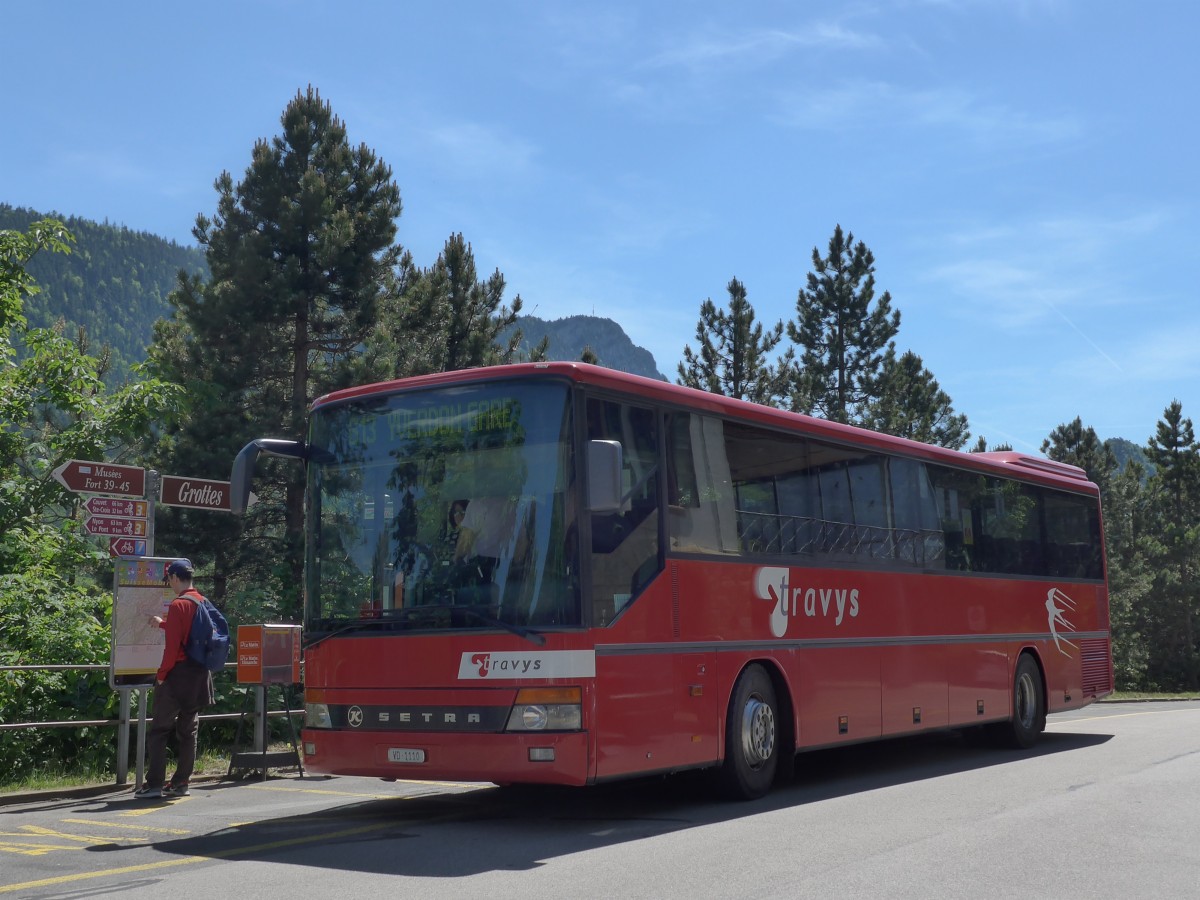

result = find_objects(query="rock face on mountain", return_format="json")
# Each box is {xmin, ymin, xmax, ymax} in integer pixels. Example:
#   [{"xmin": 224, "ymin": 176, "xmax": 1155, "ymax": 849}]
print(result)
[{"xmin": 506, "ymin": 314, "xmax": 666, "ymax": 380}]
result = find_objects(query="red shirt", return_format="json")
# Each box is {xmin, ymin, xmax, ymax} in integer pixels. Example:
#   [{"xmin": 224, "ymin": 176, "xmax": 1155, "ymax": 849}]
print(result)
[{"xmin": 156, "ymin": 590, "xmax": 200, "ymax": 682}]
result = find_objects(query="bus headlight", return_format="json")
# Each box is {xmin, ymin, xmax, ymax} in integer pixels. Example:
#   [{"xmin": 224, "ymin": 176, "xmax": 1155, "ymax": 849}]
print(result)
[
  {"xmin": 505, "ymin": 687, "xmax": 582, "ymax": 732},
  {"xmin": 305, "ymin": 702, "xmax": 332, "ymax": 729}
]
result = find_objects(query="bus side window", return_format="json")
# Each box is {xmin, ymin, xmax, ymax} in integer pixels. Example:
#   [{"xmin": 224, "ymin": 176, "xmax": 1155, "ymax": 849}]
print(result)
[
  {"xmin": 667, "ymin": 413, "xmax": 738, "ymax": 554},
  {"xmin": 588, "ymin": 398, "xmax": 661, "ymax": 625},
  {"xmin": 889, "ymin": 457, "xmax": 943, "ymax": 568}
]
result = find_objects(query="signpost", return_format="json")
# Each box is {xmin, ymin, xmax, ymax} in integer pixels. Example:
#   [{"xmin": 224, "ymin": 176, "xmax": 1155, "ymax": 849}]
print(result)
[
  {"xmin": 85, "ymin": 497, "xmax": 148, "ymax": 518},
  {"xmin": 53, "ymin": 460, "xmax": 239, "ymax": 784},
  {"xmin": 84, "ymin": 514, "xmax": 149, "ymax": 537},
  {"xmin": 159, "ymin": 475, "xmax": 232, "ymax": 511},
  {"xmin": 53, "ymin": 460, "xmax": 145, "ymax": 497},
  {"xmin": 110, "ymin": 537, "xmax": 148, "ymax": 558}
]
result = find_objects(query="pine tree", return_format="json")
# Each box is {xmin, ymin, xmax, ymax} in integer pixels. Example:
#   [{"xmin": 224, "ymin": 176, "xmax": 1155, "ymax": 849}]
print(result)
[
  {"xmin": 1103, "ymin": 460, "xmax": 1152, "ymax": 688},
  {"xmin": 1041, "ymin": 417, "xmax": 1146, "ymax": 687},
  {"xmin": 787, "ymin": 225, "xmax": 899, "ymax": 424},
  {"xmin": 357, "ymin": 233, "xmax": 527, "ymax": 380},
  {"xmin": 861, "ymin": 350, "xmax": 970, "ymax": 448},
  {"xmin": 1040, "ymin": 417, "xmax": 1118, "ymax": 498},
  {"xmin": 677, "ymin": 277, "xmax": 792, "ymax": 406},
  {"xmin": 148, "ymin": 87, "xmax": 403, "ymax": 615},
  {"xmin": 1142, "ymin": 401, "xmax": 1200, "ymax": 688}
]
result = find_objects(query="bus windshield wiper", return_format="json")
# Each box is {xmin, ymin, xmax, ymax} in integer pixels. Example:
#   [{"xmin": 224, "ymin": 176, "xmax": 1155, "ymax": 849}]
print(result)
[
  {"xmin": 304, "ymin": 616, "xmax": 402, "ymax": 650},
  {"xmin": 453, "ymin": 606, "xmax": 546, "ymax": 646}
]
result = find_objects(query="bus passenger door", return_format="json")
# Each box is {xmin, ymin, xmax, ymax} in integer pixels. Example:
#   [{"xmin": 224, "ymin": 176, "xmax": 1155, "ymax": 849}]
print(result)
[{"xmin": 586, "ymin": 398, "xmax": 721, "ymax": 778}]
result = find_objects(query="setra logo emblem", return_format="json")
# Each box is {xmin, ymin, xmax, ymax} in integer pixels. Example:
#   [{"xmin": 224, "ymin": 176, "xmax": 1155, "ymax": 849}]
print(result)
[{"xmin": 347, "ymin": 706, "xmax": 364, "ymax": 728}]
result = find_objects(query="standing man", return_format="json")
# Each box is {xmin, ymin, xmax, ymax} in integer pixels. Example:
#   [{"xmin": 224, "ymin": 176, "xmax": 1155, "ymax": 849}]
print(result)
[{"xmin": 134, "ymin": 558, "xmax": 216, "ymax": 799}]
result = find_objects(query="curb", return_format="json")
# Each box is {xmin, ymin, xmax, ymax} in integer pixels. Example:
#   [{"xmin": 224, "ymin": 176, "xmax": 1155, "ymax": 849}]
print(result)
[{"xmin": 0, "ymin": 774, "xmax": 227, "ymax": 809}]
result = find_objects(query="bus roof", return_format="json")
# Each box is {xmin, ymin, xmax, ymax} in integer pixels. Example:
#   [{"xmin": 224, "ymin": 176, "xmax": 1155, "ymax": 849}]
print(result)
[{"xmin": 312, "ymin": 362, "xmax": 1097, "ymax": 496}]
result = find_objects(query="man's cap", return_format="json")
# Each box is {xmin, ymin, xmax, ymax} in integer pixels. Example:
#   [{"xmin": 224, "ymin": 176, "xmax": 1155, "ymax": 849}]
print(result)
[{"xmin": 164, "ymin": 558, "xmax": 194, "ymax": 580}]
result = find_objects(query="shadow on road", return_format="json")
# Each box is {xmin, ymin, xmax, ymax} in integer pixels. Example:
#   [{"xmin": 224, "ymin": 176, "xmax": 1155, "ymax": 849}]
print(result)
[{"xmin": 72, "ymin": 728, "xmax": 1113, "ymax": 878}]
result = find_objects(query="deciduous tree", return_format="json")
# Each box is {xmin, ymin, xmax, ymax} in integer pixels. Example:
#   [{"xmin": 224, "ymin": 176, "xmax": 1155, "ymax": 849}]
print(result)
[{"xmin": 1, "ymin": 219, "xmax": 175, "ymax": 781}]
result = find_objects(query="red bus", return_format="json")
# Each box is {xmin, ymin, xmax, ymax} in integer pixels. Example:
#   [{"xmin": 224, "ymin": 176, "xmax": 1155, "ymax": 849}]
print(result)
[{"xmin": 231, "ymin": 362, "xmax": 1112, "ymax": 799}]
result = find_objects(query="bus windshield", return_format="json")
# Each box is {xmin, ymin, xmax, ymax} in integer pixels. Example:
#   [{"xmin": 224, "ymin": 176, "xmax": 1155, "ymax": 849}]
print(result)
[{"xmin": 305, "ymin": 380, "xmax": 579, "ymax": 635}]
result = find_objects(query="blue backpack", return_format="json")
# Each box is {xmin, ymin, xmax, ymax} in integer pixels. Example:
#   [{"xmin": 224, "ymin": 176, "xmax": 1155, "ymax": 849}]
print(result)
[{"xmin": 183, "ymin": 589, "xmax": 231, "ymax": 672}]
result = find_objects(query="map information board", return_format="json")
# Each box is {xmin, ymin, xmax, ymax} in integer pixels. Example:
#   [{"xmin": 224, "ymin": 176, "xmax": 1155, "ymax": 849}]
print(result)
[{"xmin": 111, "ymin": 556, "xmax": 174, "ymax": 688}]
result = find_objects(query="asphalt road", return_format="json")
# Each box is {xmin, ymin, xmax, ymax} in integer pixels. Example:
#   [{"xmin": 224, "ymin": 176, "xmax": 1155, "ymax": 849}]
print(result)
[{"xmin": 2, "ymin": 701, "xmax": 1198, "ymax": 899}]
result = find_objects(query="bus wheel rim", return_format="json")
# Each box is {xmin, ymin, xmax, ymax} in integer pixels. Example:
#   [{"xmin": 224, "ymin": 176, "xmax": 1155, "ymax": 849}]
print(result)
[{"xmin": 741, "ymin": 695, "xmax": 775, "ymax": 768}]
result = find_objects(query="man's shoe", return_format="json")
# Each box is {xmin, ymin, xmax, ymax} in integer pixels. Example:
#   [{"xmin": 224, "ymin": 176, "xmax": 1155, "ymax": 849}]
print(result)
[
  {"xmin": 133, "ymin": 785, "xmax": 163, "ymax": 799},
  {"xmin": 162, "ymin": 782, "xmax": 190, "ymax": 798}
]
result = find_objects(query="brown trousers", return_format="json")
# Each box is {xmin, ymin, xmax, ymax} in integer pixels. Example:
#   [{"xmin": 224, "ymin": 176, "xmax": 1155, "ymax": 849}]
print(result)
[{"xmin": 146, "ymin": 661, "xmax": 214, "ymax": 788}]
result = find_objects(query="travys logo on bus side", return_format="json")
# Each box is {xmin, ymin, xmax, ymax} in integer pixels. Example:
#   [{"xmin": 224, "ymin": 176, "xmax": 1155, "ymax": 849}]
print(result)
[
  {"xmin": 457, "ymin": 650, "xmax": 596, "ymax": 680},
  {"xmin": 754, "ymin": 567, "xmax": 860, "ymax": 638}
]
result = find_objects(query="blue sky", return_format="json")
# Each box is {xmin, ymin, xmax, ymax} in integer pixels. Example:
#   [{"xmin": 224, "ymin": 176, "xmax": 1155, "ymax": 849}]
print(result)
[{"xmin": 5, "ymin": 1, "xmax": 1197, "ymax": 452}]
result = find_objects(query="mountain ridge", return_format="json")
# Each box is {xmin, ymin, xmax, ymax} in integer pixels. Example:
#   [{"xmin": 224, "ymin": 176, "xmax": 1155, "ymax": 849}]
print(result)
[{"xmin": 1, "ymin": 204, "xmax": 665, "ymax": 382}]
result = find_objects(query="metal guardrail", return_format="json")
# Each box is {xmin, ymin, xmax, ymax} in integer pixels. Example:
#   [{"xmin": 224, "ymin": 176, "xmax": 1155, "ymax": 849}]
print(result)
[
  {"xmin": 0, "ymin": 663, "xmax": 301, "ymax": 728},
  {"xmin": 0, "ymin": 663, "xmax": 303, "ymax": 784}
]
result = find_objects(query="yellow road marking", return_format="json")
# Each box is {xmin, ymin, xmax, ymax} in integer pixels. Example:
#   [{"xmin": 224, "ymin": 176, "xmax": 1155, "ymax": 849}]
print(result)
[
  {"xmin": 18, "ymin": 826, "xmax": 106, "ymax": 844},
  {"xmin": 117, "ymin": 805, "xmax": 168, "ymax": 818},
  {"xmin": 0, "ymin": 818, "xmax": 417, "ymax": 894},
  {"xmin": 61, "ymin": 819, "xmax": 190, "ymax": 835},
  {"xmin": 0, "ymin": 841, "xmax": 80, "ymax": 857}
]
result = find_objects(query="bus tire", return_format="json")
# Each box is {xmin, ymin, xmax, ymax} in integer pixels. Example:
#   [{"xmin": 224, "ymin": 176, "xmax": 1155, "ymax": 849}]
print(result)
[
  {"xmin": 719, "ymin": 664, "xmax": 778, "ymax": 800},
  {"xmin": 994, "ymin": 653, "xmax": 1046, "ymax": 749}
]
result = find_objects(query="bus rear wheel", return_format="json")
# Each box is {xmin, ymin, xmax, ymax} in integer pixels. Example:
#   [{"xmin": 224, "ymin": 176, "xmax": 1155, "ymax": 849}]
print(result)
[
  {"xmin": 991, "ymin": 653, "xmax": 1046, "ymax": 749},
  {"xmin": 719, "ymin": 664, "xmax": 778, "ymax": 800}
]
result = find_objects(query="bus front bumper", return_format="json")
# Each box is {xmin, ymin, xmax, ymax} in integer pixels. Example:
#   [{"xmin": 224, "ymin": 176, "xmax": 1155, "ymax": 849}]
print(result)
[{"xmin": 301, "ymin": 728, "xmax": 591, "ymax": 786}]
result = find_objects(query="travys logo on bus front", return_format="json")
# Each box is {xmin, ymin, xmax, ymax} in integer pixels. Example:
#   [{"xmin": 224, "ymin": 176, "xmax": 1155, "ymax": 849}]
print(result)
[
  {"xmin": 458, "ymin": 650, "xmax": 596, "ymax": 680},
  {"xmin": 754, "ymin": 567, "xmax": 861, "ymax": 638}
]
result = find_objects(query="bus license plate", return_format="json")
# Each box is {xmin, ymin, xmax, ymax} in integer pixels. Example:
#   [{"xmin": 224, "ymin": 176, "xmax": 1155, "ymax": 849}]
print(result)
[{"xmin": 387, "ymin": 748, "xmax": 426, "ymax": 764}]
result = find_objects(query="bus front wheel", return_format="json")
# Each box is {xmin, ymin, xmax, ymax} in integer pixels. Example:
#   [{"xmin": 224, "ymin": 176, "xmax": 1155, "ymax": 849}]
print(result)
[
  {"xmin": 992, "ymin": 653, "xmax": 1046, "ymax": 749},
  {"xmin": 719, "ymin": 664, "xmax": 778, "ymax": 800}
]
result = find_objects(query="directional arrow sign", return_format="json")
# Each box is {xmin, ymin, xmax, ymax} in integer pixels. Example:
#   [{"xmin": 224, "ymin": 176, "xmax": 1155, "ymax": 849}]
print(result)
[
  {"xmin": 84, "ymin": 514, "xmax": 148, "ymax": 537},
  {"xmin": 84, "ymin": 497, "xmax": 148, "ymax": 518},
  {"xmin": 53, "ymin": 460, "xmax": 145, "ymax": 498},
  {"xmin": 160, "ymin": 475, "xmax": 232, "ymax": 512},
  {"xmin": 109, "ymin": 537, "xmax": 148, "ymax": 558}
]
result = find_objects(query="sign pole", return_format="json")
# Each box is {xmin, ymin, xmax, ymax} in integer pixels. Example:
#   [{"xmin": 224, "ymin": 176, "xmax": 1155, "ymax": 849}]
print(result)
[
  {"xmin": 133, "ymin": 471, "xmax": 159, "ymax": 788},
  {"xmin": 146, "ymin": 470, "xmax": 158, "ymax": 558},
  {"xmin": 135, "ymin": 688, "xmax": 148, "ymax": 789},
  {"xmin": 117, "ymin": 690, "xmax": 131, "ymax": 785}
]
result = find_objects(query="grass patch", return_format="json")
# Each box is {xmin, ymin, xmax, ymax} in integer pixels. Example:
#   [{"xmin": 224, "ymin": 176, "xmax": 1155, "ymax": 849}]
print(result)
[
  {"xmin": 0, "ymin": 748, "xmax": 232, "ymax": 796},
  {"xmin": 1107, "ymin": 691, "xmax": 1200, "ymax": 701}
]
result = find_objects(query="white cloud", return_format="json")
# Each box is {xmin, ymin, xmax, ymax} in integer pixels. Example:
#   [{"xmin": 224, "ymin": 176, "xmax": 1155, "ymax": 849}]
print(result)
[
  {"xmin": 772, "ymin": 81, "xmax": 1082, "ymax": 148},
  {"xmin": 644, "ymin": 22, "xmax": 881, "ymax": 72},
  {"xmin": 421, "ymin": 121, "xmax": 539, "ymax": 181}
]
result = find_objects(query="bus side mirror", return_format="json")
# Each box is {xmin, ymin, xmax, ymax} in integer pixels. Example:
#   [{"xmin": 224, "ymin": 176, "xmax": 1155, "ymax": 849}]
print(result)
[
  {"xmin": 587, "ymin": 439, "xmax": 624, "ymax": 513},
  {"xmin": 230, "ymin": 439, "xmax": 307, "ymax": 514}
]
